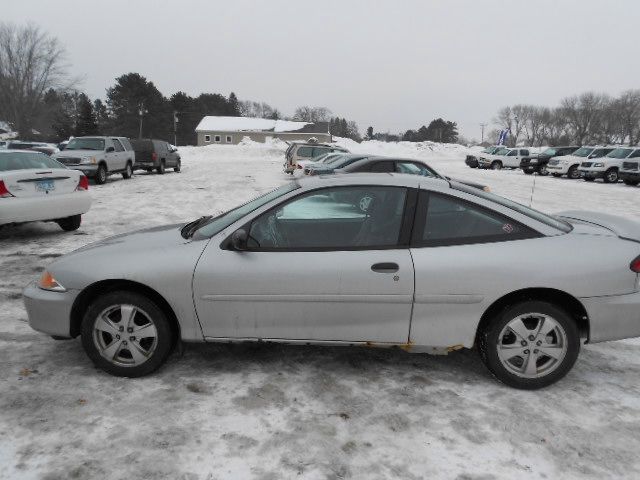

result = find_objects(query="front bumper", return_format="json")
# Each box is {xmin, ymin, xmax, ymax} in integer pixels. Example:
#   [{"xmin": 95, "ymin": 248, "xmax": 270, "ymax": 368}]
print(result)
[
  {"xmin": 0, "ymin": 190, "xmax": 92, "ymax": 225},
  {"xmin": 23, "ymin": 282, "xmax": 79, "ymax": 338},
  {"xmin": 546, "ymin": 164, "xmax": 570, "ymax": 174},
  {"xmin": 582, "ymin": 290, "xmax": 640, "ymax": 343},
  {"xmin": 579, "ymin": 168, "xmax": 605, "ymax": 179}
]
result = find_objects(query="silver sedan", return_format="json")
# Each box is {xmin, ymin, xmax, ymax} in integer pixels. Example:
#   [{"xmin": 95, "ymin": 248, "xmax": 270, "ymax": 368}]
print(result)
[{"xmin": 23, "ymin": 174, "xmax": 640, "ymax": 389}]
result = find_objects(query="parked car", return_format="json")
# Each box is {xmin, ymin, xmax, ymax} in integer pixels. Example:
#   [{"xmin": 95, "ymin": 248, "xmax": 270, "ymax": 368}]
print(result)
[
  {"xmin": 546, "ymin": 146, "xmax": 615, "ymax": 179},
  {"xmin": 578, "ymin": 147, "xmax": 640, "ymax": 183},
  {"xmin": 0, "ymin": 150, "xmax": 91, "ymax": 230},
  {"xmin": 335, "ymin": 156, "xmax": 490, "ymax": 191},
  {"xmin": 6, "ymin": 140, "xmax": 54, "ymax": 152},
  {"xmin": 23, "ymin": 174, "xmax": 640, "ymax": 389},
  {"xmin": 52, "ymin": 136, "xmax": 135, "ymax": 184},
  {"xmin": 304, "ymin": 154, "xmax": 368, "ymax": 175},
  {"xmin": 0, "ymin": 140, "xmax": 7, "ymax": 149},
  {"xmin": 130, "ymin": 139, "xmax": 181, "ymax": 174},
  {"xmin": 520, "ymin": 146, "xmax": 579, "ymax": 175},
  {"xmin": 478, "ymin": 148, "xmax": 535, "ymax": 170},
  {"xmin": 283, "ymin": 142, "xmax": 349, "ymax": 174},
  {"xmin": 465, "ymin": 146, "xmax": 505, "ymax": 168},
  {"xmin": 619, "ymin": 156, "xmax": 640, "ymax": 186},
  {"xmin": 295, "ymin": 151, "xmax": 345, "ymax": 173}
]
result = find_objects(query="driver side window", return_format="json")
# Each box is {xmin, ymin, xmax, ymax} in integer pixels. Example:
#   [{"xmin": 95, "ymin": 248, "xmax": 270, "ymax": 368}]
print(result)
[{"xmin": 248, "ymin": 186, "xmax": 407, "ymax": 250}]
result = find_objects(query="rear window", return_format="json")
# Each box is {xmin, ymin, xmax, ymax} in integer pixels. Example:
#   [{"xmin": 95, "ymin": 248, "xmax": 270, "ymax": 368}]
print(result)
[
  {"xmin": 452, "ymin": 182, "xmax": 573, "ymax": 233},
  {"xmin": 0, "ymin": 152, "xmax": 65, "ymax": 171},
  {"xmin": 296, "ymin": 146, "xmax": 314, "ymax": 157},
  {"xmin": 130, "ymin": 139, "xmax": 154, "ymax": 151}
]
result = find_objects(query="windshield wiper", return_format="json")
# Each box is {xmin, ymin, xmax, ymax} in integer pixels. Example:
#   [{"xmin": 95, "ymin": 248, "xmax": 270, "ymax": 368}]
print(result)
[{"xmin": 180, "ymin": 215, "xmax": 213, "ymax": 239}]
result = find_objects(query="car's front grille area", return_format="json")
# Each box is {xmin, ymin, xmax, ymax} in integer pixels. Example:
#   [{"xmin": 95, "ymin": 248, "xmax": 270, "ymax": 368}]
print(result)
[
  {"xmin": 56, "ymin": 157, "xmax": 82, "ymax": 165},
  {"xmin": 581, "ymin": 162, "xmax": 593, "ymax": 168},
  {"xmin": 548, "ymin": 159, "xmax": 560, "ymax": 166},
  {"xmin": 623, "ymin": 161, "xmax": 639, "ymax": 171}
]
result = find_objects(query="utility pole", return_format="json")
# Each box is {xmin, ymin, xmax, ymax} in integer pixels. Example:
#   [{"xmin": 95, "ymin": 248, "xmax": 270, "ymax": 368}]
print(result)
[
  {"xmin": 480, "ymin": 123, "xmax": 487, "ymax": 143},
  {"xmin": 138, "ymin": 103, "xmax": 148, "ymax": 139},
  {"xmin": 173, "ymin": 111, "xmax": 178, "ymax": 146}
]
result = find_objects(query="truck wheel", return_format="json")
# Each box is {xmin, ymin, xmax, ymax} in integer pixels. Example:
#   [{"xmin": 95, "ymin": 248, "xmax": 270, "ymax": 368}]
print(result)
[
  {"xmin": 157, "ymin": 161, "xmax": 166, "ymax": 175},
  {"xmin": 174, "ymin": 160, "xmax": 181, "ymax": 173},
  {"xmin": 523, "ymin": 170, "xmax": 533, "ymax": 175},
  {"xmin": 57, "ymin": 214, "xmax": 82, "ymax": 231},
  {"xmin": 539, "ymin": 165, "xmax": 549, "ymax": 176},
  {"xmin": 603, "ymin": 168, "xmax": 619, "ymax": 183},
  {"xmin": 552, "ymin": 173, "xmax": 562, "ymax": 177},
  {"xmin": 491, "ymin": 161, "xmax": 502, "ymax": 170},
  {"xmin": 584, "ymin": 177, "xmax": 595, "ymax": 182},
  {"xmin": 122, "ymin": 162, "xmax": 133, "ymax": 179},
  {"xmin": 623, "ymin": 179, "xmax": 639, "ymax": 186},
  {"xmin": 95, "ymin": 164, "xmax": 107, "ymax": 185},
  {"xmin": 567, "ymin": 165, "xmax": 581, "ymax": 179}
]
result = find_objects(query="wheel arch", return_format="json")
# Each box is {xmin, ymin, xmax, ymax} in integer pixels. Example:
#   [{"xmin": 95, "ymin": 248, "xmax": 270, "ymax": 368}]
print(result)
[
  {"xmin": 475, "ymin": 287, "xmax": 590, "ymax": 343},
  {"xmin": 70, "ymin": 279, "xmax": 181, "ymax": 347}
]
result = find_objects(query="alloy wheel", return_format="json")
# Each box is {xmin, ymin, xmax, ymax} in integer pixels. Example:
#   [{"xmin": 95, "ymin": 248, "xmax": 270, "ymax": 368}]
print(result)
[
  {"xmin": 92, "ymin": 304, "xmax": 158, "ymax": 367},
  {"xmin": 497, "ymin": 313, "xmax": 568, "ymax": 378}
]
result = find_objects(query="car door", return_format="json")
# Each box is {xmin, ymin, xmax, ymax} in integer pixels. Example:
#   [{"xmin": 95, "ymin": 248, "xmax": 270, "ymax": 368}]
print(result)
[
  {"xmin": 109, "ymin": 138, "xmax": 125, "ymax": 170},
  {"xmin": 408, "ymin": 189, "xmax": 540, "ymax": 348},
  {"xmin": 193, "ymin": 185, "xmax": 416, "ymax": 343}
]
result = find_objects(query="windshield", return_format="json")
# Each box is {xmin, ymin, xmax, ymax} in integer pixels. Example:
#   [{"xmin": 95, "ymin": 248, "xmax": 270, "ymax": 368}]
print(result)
[
  {"xmin": 0, "ymin": 151, "xmax": 66, "ymax": 171},
  {"xmin": 66, "ymin": 138, "xmax": 105, "ymax": 151},
  {"xmin": 572, "ymin": 147, "xmax": 594, "ymax": 157},
  {"xmin": 452, "ymin": 183, "xmax": 572, "ymax": 233},
  {"xmin": 541, "ymin": 148, "xmax": 558, "ymax": 156},
  {"xmin": 493, "ymin": 147, "xmax": 509, "ymax": 155},
  {"xmin": 193, "ymin": 183, "xmax": 300, "ymax": 239},
  {"xmin": 481, "ymin": 147, "xmax": 493, "ymax": 153},
  {"xmin": 606, "ymin": 148, "xmax": 633, "ymax": 159}
]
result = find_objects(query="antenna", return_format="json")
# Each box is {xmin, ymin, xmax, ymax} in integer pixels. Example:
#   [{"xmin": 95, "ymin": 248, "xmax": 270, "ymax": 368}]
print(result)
[{"xmin": 529, "ymin": 172, "xmax": 537, "ymax": 207}]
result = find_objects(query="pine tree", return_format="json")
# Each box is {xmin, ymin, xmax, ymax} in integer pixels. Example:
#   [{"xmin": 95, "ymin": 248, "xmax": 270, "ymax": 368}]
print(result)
[
  {"xmin": 75, "ymin": 94, "xmax": 98, "ymax": 136},
  {"xmin": 366, "ymin": 126, "xmax": 374, "ymax": 140}
]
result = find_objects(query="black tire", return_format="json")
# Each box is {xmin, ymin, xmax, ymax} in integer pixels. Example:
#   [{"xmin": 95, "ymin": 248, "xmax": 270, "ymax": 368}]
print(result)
[
  {"xmin": 145, "ymin": 168, "xmax": 153, "ymax": 173},
  {"xmin": 478, "ymin": 300, "xmax": 580, "ymax": 389},
  {"xmin": 157, "ymin": 161, "xmax": 166, "ymax": 175},
  {"xmin": 567, "ymin": 165, "xmax": 581, "ymax": 180},
  {"xmin": 523, "ymin": 170, "xmax": 533, "ymax": 175},
  {"xmin": 603, "ymin": 168, "xmax": 619, "ymax": 183},
  {"xmin": 491, "ymin": 161, "xmax": 502, "ymax": 170},
  {"xmin": 174, "ymin": 160, "xmax": 181, "ymax": 173},
  {"xmin": 122, "ymin": 162, "xmax": 133, "ymax": 179},
  {"xmin": 584, "ymin": 177, "xmax": 595, "ymax": 182},
  {"xmin": 552, "ymin": 173, "xmax": 562, "ymax": 177},
  {"xmin": 57, "ymin": 214, "xmax": 81, "ymax": 231},
  {"xmin": 538, "ymin": 165, "xmax": 549, "ymax": 176},
  {"xmin": 623, "ymin": 179, "xmax": 639, "ymax": 186},
  {"xmin": 81, "ymin": 291, "xmax": 174, "ymax": 377},
  {"xmin": 95, "ymin": 164, "xmax": 107, "ymax": 184}
]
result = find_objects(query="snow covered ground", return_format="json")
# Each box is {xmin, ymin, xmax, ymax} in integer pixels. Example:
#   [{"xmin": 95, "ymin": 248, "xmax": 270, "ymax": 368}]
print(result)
[{"xmin": 1, "ymin": 138, "xmax": 640, "ymax": 480}]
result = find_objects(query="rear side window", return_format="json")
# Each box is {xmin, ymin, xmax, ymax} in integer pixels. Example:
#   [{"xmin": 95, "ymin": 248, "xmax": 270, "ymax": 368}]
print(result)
[
  {"xmin": 131, "ymin": 140, "xmax": 153, "ymax": 152},
  {"xmin": 112, "ymin": 139, "xmax": 125, "ymax": 152},
  {"xmin": 413, "ymin": 192, "xmax": 538, "ymax": 247},
  {"xmin": 297, "ymin": 146, "xmax": 313, "ymax": 158},
  {"xmin": 630, "ymin": 149, "xmax": 640, "ymax": 158},
  {"xmin": 370, "ymin": 161, "xmax": 395, "ymax": 172},
  {"xmin": 520, "ymin": 150, "xmax": 529, "ymax": 156},
  {"xmin": 312, "ymin": 147, "xmax": 330, "ymax": 157},
  {"xmin": 507, "ymin": 150, "xmax": 517, "ymax": 156}
]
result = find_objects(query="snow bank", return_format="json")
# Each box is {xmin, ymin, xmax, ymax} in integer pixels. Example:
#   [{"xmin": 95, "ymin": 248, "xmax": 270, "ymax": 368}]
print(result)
[{"xmin": 195, "ymin": 116, "xmax": 312, "ymax": 133}]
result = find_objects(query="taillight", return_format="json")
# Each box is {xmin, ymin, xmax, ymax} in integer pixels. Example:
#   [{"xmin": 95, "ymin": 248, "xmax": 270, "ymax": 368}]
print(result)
[
  {"xmin": 631, "ymin": 255, "xmax": 640, "ymax": 273},
  {"xmin": 0, "ymin": 180, "xmax": 14, "ymax": 198},
  {"xmin": 151, "ymin": 152, "xmax": 158, "ymax": 161},
  {"xmin": 76, "ymin": 175, "xmax": 89, "ymax": 191}
]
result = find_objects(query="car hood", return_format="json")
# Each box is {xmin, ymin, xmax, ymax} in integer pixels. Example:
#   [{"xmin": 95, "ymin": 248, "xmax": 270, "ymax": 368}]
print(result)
[
  {"xmin": 54, "ymin": 149, "xmax": 103, "ymax": 158},
  {"xmin": 557, "ymin": 210, "xmax": 640, "ymax": 242}
]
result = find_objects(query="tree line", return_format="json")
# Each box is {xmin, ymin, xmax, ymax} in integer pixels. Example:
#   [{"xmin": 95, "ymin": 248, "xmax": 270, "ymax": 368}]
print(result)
[
  {"xmin": 492, "ymin": 91, "xmax": 640, "ymax": 147},
  {"xmin": 0, "ymin": 23, "xmax": 364, "ymax": 145}
]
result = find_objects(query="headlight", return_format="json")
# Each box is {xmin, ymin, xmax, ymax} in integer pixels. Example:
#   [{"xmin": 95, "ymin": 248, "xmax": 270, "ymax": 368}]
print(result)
[
  {"xmin": 593, "ymin": 162, "xmax": 604, "ymax": 167},
  {"xmin": 38, "ymin": 271, "xmax": 66, "ymax": 292},
  {"xmin": 561, "ymin": 160, "xmax": 568, "ymax": 165},
  {"xmin": 80, "ymin": 157, "xmax": 96, "ymax": 164},
  {"xmin": 483, "ymin": 186, "xmax": 491, "ymax": 192}
]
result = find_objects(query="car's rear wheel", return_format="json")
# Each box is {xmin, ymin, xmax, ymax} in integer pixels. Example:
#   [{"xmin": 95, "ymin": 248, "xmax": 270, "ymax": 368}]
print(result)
[
  {"xmin": 81, "ymin": 291, "xmax": 174, "ymax": 377},
  {"xmin": 478, "ymin": 300, "xmax": 580, "ymax": 389},
  {"xmin": 95, "ymin": 164, "xmax": 107, "ymax": 184},
  {"xmin": 567, "ymin": 165, "xmax": 581, "ymax": 179},
  {"xmin": 552, "ymin": 173, "xmax": 562, "ymax": 177},
  {"xmin": 122, "ymin": 162, "xmax": 133, "ymax": 179},
  {"xmin": 539, "ymin": 165, "xmax": 549, "ymax": 176},
  {"xmin": 491, "ymin": 161, "xmax": 502, "ymax": 170},
  {"xmin": 623, "ymin": 179, "xmax": 639, "ymax": 186},
  {"xmin": 157, "ymin": 161, "xmax": 166, "ymax": 175},
  {"xmin": 523, "ymin": 170, "xmax": 533, "ymax": 175},
  {"xmin": 57, "ymin": 214, "xmax": 81, "ymax": 231},
  {"xmin": 603, "ymin": 168, "xmax": 619, "ymax": 183},
  {"xmin": 174, "ymin": 160, "xmax": 181, "ymax": 173}
]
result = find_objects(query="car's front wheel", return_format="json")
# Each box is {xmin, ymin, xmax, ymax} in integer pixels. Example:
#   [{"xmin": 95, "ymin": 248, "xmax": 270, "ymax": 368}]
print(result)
[
  {"xmin": 95, "ymin": 164, "xmax": 107, "ymax": 184},
  {"xmin": 478, "ymin": 300, "xmax": 580, "ymax": 389},
  {"xmin": 157, "ymin": 161, "xmax": 166, "ymax": 175},
  {"xmin": 603, "ymin": 168, "xmax": 619, "ymax": 183},
  {"xmin": 81, "ymin": 291, "xmax": 174, "ymax": 377},
  {"xmin": 491, "ymin": 161, "xmax": 502, "ymax": 170},
  {"xmin": 538, "ymin": 165, "xmax": 549, "ymax": 176},
  {"xmin": 567, "ymin": 165, "xmax": 581, "ymax": 179},
  {"xmin": 174, "ymin": 160, "xmax": 181, "ymax": 173}
]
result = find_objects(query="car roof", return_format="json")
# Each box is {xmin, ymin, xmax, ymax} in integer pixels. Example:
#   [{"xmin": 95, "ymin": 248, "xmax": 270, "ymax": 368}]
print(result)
[
  {"xmin": 1, "ymin": 149, "xmax": 48, "ymax": 154},
  {"xmin": 297, "ymin": 172, "xmax": 449, "ymax": 190}
]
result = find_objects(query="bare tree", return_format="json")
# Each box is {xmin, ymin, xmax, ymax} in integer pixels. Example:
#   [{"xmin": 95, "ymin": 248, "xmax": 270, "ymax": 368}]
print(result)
[
  {"xmin": 292, "ymin": 106, "xmax": 332, "ymax": 123},
  {"xmin": 493, "ymin": 106, "xmax": 524, "ymax": 146},
  {"xmin": 0, "ymin": 23, "xmax": 73, "ymax": 137},
  {"xmin": 560, "ymin": 92, "xmax": 607, "ymax": 145},
  {"xmin": 616, "ymin": 90, "xmax": 640, "ymax": 145}
]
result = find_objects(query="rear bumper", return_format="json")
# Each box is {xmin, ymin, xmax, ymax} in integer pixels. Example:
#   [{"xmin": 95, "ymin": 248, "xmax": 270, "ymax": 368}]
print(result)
[
  {"xmin": 0, "ymin": 191, "xmax": 91, "ymax": 225},
  {"xmin": 135, "ymin": 161, "xmax": 159, "ymax": 169},
  {"xmin": 583, "ymin": 291, "xmax": 640, "ymax": 343},
  {"xmin": 23, "ymin": 282, "xmax": 79, "ymax": 338}
]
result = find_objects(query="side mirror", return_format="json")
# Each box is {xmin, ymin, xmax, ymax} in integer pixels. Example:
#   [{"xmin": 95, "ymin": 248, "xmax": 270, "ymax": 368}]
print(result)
[
  {"xmin": 231, "ymin": 229, "xmax": 248, "ymax": 251},
  {"xmin": 106, "ymin": 146, "xmax": 115, "ymax": 153}
]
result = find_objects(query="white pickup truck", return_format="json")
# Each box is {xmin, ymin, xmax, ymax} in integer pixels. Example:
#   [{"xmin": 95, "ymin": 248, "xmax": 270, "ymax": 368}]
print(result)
[
  {"xmin": 478, "ymin": 147, "xmax": 535, "ymax": 170},
  {"xmin": 53, "ymin": 136, "xmax": 135, "ymax": 184},
  {"xmin": 579, "ymin": 147, "xmax": 640, "ymax": 183},
  {"xmin": 546, "ymin": 146, "xmax": 615, "ymax": 179}
]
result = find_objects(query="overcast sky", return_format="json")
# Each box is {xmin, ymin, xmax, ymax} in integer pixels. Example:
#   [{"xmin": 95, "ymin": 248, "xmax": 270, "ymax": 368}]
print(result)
[{"xmin": 4, "ymin": 0, "xmax": 640, "ymax": 140}]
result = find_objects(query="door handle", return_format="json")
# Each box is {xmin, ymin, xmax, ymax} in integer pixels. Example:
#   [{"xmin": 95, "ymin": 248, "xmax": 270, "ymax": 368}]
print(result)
[{"xmin": 371, "ymin": 262, "xmax": 399, "ymax": 273}]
